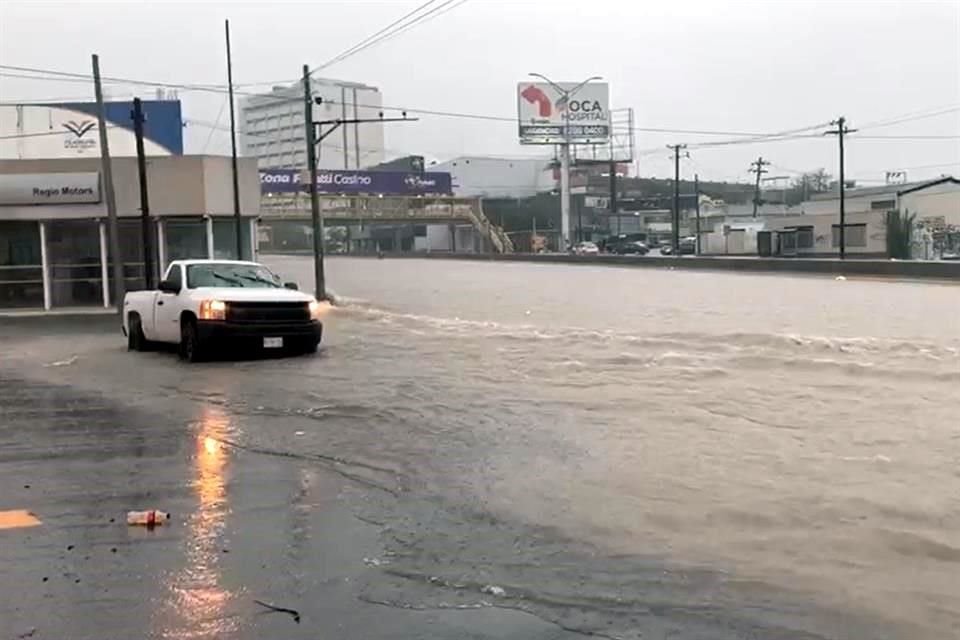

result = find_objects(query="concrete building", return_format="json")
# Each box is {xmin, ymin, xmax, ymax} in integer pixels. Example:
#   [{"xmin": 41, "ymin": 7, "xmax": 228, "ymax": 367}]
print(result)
[
  {"xmin": 429, "ymin": 156, "xmax": 555, "ymax": 198},
  {"xmin": 0, "ymin": 156, "xmax": 260, "ymax": 310},
  {"xmin": 240, "ymin": 79, "xmax": 384, "ymax": 171},
  {"xmin": 0, "ymin": 100, "xmax": 183, "ymax": 160},
  {"xmin": 696, "ymin": 177, "xmax": 959, "ymax": 257}
]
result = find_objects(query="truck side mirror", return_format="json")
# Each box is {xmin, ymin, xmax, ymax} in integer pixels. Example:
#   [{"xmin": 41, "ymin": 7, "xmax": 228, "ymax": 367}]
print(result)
[
  {"xmin": 159, "ymin": 280, "xmax": 179, "ymax": 294},
  {"xmin": 283, "ymin": 282, "xmax": 299, "ymax": 291}
]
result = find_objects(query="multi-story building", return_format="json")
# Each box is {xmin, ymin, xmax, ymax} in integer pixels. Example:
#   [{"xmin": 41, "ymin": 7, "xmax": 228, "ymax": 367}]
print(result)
[{"xmin": 239, "ymin": 78, "xmax": 384, "ymax": 171}]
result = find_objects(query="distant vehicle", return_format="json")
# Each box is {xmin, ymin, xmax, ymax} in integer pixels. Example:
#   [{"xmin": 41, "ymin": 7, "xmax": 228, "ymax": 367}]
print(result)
[
  {"xmin": 615, "ymin": 241, "xmax": 649, "ymax": 255},
  {"xmin": 573, "ymin": 241, "xmax": 600, "ymax": 256},
  {"xmin": 122, "ymin": 260, "xmax": 324, "ymax": 362},
  {"xmin": 602, "ymin": 233, "xmax": 647, "ymax": 253},
  {"xmin": 661, "ymin": 237, "xmax": 697, "ymax": 256},
  {"xmin": 942, "ymin": 253, "xmax": 960, "ymax": 261}
]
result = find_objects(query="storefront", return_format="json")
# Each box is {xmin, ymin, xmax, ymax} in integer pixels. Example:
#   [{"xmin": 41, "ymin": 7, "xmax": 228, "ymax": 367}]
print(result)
[{"xmin": 0, "ymin": 156, "xmax": 260, "ymax": 310}]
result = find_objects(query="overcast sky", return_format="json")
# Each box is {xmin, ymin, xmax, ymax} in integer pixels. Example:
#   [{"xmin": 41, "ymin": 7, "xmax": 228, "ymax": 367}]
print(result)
[{"xmin": 1, "ymin": 0, "xmax": 958, "ymax": 184}]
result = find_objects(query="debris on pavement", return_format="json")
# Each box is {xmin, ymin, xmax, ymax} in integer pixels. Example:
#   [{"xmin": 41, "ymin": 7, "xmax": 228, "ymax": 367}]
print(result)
[
  {"xmin": 363, "ymin": 556, "xmax": 386, "ymax": 567},
  {"xmin": 44, "ymin": 356, "xmax": 78, "ymax": 367},
  {"xmin": 0, "ymin": 509, "xmax": 42, "ymax": 530},
  {"xmin": 481, "ymin": 585, "xmax": 506, "ymax": 597},
  {"xmin": 254, "ymin": 598, "xmax": 301, "ymax": 624},
  {"xmin": 126, "ymin": 510, "xmax": 170, "ymax": 526}
]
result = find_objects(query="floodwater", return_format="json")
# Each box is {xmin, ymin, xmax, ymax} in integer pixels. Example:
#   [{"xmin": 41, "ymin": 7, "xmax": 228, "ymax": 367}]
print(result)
[
  {"xmin": 3, "ymin": 256, "xmax": 959, "ymax": 639},
  {"xmin": 285, "ymin": 257, "xmax": 960, "ymax": 639}
]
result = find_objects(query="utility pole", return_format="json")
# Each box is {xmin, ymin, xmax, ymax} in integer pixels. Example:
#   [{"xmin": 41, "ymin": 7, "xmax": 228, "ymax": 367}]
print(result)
[
  {"xmin": 749, "ymin": 156, "xmax": 770, "ymax": 218},
  {"xmin": 302, "ymin": 65, "xmax": 325, "ymax": 300},
  {"xmin": 302, "ymin": 69, "xmax": 417, "ymax": 296},
  {"xmin": 609, "ymin": 159, "xmax": 618, "ymax": 237},
  {"xmin": 825, "ymin": 117, "xmax": 857, "ymax": 259},
  {"xmin": 694, "ymin": 173, "xmax": 701, "ymax": 255},
  {"xmin": 668, "ymin": 144, "xmax": 688, "ymax": 253},
  {"xmin": 225, "ymin": 19, "xmax": 243, "ymax": 260},
  {"xmin": 92, "ymin": 54, "xmax": 124, "ymax": 310},
  {"xmin": 131, "ymin": 98, "xmax": 154, "ymax": 288}
]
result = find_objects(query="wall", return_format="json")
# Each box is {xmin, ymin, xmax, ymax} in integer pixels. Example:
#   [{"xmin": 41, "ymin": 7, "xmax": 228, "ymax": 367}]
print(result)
[
  {"xmin": 768, "ymin": 211, "xmax": 886, "ymax": 255},
  {"xmin": 900, "ymin": 182, "xmax": 960, "ymax": 226},
  {"xmin": 430, "ymin": 156, "xmax": 554, "ymax": 198},
  {"xmin": 0, "ymin": 156, "xmax": 261, "ymax": 220}
]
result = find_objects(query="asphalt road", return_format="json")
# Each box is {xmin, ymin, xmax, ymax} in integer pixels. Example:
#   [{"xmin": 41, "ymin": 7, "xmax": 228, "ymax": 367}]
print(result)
[{"xmin": 0, "ymin": 315, "xmax": 581, "ymax": 640}]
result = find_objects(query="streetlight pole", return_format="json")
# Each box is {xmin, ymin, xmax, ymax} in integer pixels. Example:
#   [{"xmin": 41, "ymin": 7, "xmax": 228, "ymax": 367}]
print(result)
[{"xmin": 528, "ymin": 73, "xmax": 602, "ymax": 252}]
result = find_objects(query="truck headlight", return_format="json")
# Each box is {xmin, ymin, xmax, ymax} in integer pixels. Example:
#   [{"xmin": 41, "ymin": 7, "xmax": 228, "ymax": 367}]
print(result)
[
  {"xmin": 309, "ymin": 300, "xmax": 323, "ymax": 321},
  {"xmin": 199, "ymin": 300, "xmax": 227, "ymax": 320}
]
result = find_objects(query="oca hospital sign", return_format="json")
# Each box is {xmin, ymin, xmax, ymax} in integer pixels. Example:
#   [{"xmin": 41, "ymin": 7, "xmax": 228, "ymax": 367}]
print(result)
[{"xmin": 260, "ymin": 169, "xmax": 452, "ymax": 196}]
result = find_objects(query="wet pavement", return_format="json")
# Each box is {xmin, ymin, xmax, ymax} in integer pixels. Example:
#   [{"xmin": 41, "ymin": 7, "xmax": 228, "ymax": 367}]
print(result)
[
  {"xmin": 0, "ymin": 318, "xmax": 581, "ymax": 640},
  {"xmin": 2, "ymin": 257, "xmax": 959, "ymax": 639}
]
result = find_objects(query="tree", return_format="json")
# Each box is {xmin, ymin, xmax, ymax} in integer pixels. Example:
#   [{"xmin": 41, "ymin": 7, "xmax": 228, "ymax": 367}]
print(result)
[{"xmin": 886, "ymin": 208, "xmax": 916, "ymax": 259}]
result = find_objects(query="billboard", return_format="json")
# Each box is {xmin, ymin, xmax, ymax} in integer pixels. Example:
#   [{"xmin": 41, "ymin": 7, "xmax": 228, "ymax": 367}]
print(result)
[
  {"xmin": 517, "ymin": 82, "xmax": 610, "ymax": 145},
  {"xmin": 260, "ymin": 169, "xmax": 452, "ymax": 195},
  {"xmin": 0, "ymin": 101, "xmax": 183, "ymax": 160}
]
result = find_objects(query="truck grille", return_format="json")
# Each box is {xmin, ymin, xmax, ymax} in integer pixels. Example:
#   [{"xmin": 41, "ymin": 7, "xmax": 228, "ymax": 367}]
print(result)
[{"xmin": 226, "ymin": 301, "xmax": 310, "ymax": 325}]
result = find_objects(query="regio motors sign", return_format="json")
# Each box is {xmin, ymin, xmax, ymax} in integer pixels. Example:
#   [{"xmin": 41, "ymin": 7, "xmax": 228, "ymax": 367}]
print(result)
[{"xmin": 517, "ymin": 82, "xmax": 610, "ymax": 144}]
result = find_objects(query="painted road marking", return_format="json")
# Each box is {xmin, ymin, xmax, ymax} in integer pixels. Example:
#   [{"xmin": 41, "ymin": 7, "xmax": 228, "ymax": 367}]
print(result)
[{"xmin": 0, "ymin": 510, "xmax": 42, "ymax": 530}]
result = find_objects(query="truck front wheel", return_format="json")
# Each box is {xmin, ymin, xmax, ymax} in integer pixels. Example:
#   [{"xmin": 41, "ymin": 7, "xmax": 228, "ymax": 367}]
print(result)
[
  {"xmin": 179, "ymin": 319, "xmax": 204, "ymax": 363},
  {"xmin": 128, "ymin": 314, "xmax": 152, "ymax": 352}
]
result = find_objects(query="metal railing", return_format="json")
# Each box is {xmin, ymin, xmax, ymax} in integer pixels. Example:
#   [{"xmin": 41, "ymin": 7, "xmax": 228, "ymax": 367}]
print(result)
[{"xmin": 260, "ymin": 194, "xmax": 514, "ymax": 253}]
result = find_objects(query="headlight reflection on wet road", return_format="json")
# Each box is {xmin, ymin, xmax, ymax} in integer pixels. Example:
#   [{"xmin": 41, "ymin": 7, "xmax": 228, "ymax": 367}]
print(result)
[{"xmin": 160, "ymin": 405, "xmax": 236, "ymax": 639}]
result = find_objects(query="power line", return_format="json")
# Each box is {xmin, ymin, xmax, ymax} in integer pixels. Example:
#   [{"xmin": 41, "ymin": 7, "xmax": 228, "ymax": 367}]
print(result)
[
  {"xmin": 314, "ymin": 0, "xmax": 469, "ymax": 73},
  {"xmin": 857, "ymin": 104, "xmax": 960, "ymax": 131},
  {"xmin": 311, "ymin": 0, "xmax": 442, "ymax": 73}
]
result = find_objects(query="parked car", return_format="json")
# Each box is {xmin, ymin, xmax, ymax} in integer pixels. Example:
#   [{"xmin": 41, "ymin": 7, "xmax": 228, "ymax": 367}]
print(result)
[
  {"xmin": 122, "ymin": 260, "xmax": 324, "ymax": 362},
  {"xmin": 661, "ymin": 237, "xmax": 697, "ymax": 256},
  {"xmin": 615, "ymin": 241, "xmax": 649, "ymax": 255},
  {"xmin": 572, "ymin": 241, "xmax": 600, "ymax": 256}
]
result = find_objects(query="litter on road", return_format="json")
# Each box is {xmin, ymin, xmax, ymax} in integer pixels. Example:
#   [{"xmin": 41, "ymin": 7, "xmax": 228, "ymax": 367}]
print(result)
[{"xmin": 126, "ymin": 510, "xmax": 171, "ymax": 526}]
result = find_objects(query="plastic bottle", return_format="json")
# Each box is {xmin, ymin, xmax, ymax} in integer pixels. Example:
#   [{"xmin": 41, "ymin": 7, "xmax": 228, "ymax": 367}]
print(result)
[{"xmin": 126, "ymin": 510, "xmax": 170, "ymax": 526}]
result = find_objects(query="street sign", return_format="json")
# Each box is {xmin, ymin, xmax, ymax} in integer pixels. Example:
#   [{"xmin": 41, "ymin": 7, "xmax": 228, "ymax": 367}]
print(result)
[{"xmin": 517, "ymin": 82, "xmax": 610, "ymax": 145}]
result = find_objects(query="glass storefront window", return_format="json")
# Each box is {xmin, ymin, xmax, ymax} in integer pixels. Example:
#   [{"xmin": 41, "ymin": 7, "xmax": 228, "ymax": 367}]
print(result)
[
  {"xmin": 0, "ymin": 221, "xmax": 43, "ymax": 309},
  {"xmin": 107, "ymin": 220, "xmax": 149, "ymax": 294},
  {"xmin": 166, "ymin": 219, "xmax": 209, "ymax": 262},
  {"xmin": 46, "ymin": 220, "xmax": 103, "ymax": 307},
  {"xmin": 212, "ymin": 219, "xmax": 252, "ymax": 260}
]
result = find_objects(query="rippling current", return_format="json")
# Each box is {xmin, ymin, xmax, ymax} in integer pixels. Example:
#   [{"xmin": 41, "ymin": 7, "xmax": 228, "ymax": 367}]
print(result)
[{"xmin": 263, "ymin": 256, "xmax": 958, "ymax": 639}]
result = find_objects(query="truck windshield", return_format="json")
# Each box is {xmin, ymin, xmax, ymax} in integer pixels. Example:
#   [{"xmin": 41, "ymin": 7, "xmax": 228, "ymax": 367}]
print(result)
[{"xmin": 186, "ymin": 263, "xmax": 281, "ymax": 289}]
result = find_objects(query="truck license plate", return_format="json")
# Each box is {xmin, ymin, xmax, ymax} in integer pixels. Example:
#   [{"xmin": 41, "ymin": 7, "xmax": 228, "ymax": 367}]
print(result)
[{"xmin": 263, "ymin": 337, "xmax": 283, "ymax": 348}]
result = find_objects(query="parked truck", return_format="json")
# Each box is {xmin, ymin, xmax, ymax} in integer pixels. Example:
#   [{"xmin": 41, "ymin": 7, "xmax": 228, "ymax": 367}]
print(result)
[{"xmin": 122, "ymin": 260, "xmax": 324, "ymax": 362}]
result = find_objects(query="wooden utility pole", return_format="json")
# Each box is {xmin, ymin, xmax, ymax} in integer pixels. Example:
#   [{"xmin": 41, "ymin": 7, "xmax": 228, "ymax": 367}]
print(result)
[
  {"xmin": 92, "ymin": 54, "xmax": 124, "ymax": 310},
  {"xmin": 749, "ymin": 156, "xmax": 770, "ymax": 218},
  {"xmin": 825, "ymin": 117, "xmax": 856, "ymax": 259},
  {"xmin": 225, "ymin": 19, "xmax": 244, "ymax": 260},
  {"xmin": 131, "ymin": 98, "xmax": 154, "ymax": 288}
]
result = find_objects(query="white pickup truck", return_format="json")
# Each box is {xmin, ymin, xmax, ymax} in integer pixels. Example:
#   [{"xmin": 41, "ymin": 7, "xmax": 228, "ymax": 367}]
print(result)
[{"xmin": 122, "ymin": 259, "xmax": 324, "ymax": 362}]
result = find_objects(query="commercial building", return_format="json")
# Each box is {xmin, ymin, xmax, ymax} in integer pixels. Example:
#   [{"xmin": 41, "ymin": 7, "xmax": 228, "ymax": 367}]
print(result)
[
  {"xmin": 240, "ymin": 78, "xmax": 384, "ymax": 171},
  {"xmin": 0, "ymin": 100, "xmax": 183, "ymax": 160},
  {"xmin": 0, "ymin": 156, "xmax": 260, "ymax": 310},
  {"xmin": 694, "ymin": 177, "xmax": 959, "ymax": 257}
]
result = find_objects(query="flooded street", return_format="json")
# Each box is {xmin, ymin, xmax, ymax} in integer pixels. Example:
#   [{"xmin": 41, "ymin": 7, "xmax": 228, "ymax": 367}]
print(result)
[{"xmin": 2, "ymin": 256, "xmax": 958, "ymax": 639}]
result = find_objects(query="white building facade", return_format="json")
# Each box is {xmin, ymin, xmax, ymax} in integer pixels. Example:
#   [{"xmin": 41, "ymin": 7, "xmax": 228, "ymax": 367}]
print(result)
[
  {"xmin": 240, "ymin": 79, "xmax": 384, "ymax": 171},
  {"xmin": 429, "ymin": 156, "xmax": 555, "ymax": 198}
]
